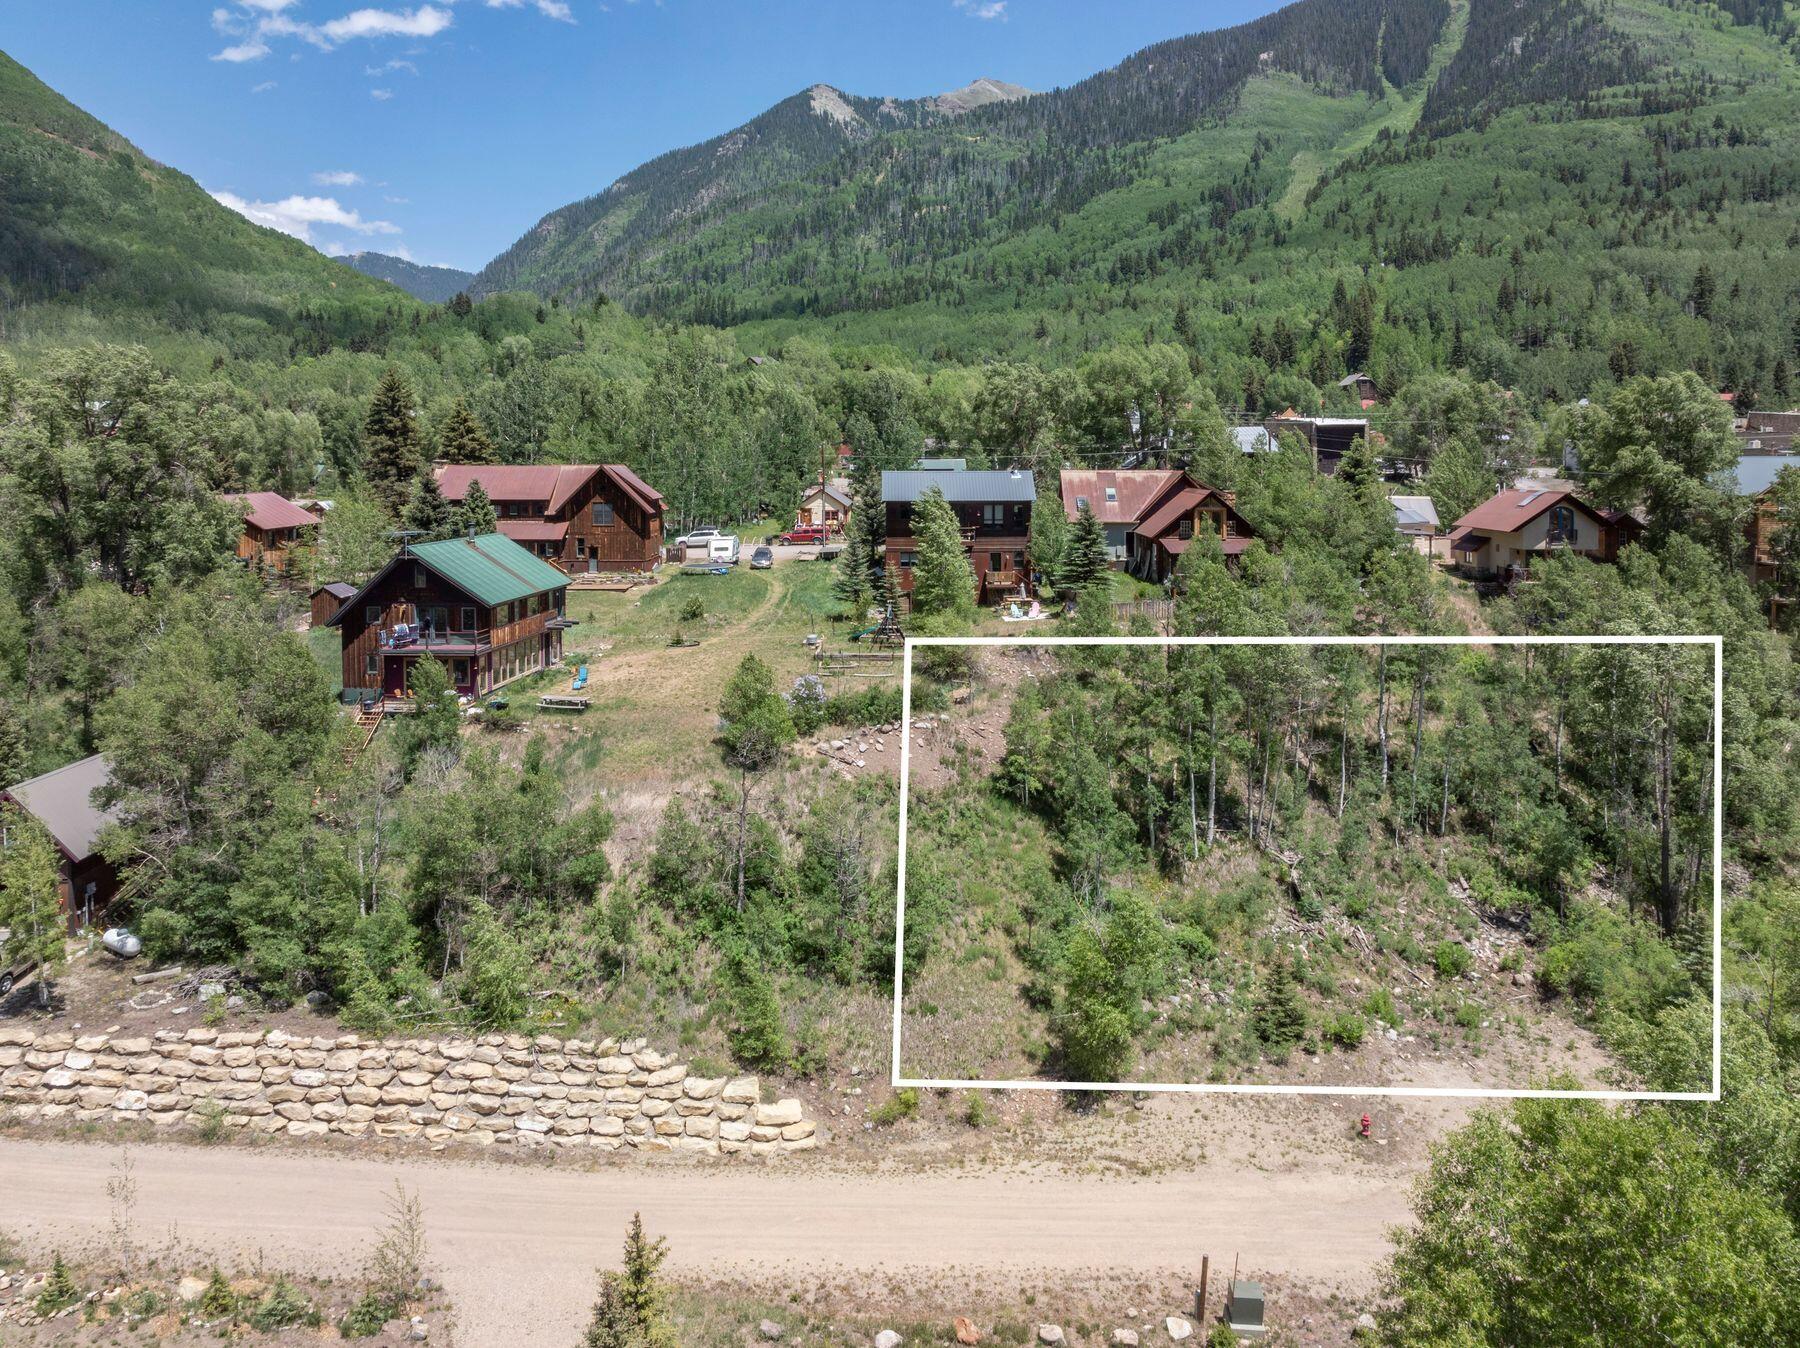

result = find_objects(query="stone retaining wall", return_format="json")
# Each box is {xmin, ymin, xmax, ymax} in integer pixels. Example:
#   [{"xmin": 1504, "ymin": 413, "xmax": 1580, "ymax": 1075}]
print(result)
[{"xmin": 0, "ymin": 1026, "xmax": 816, "ymax": 1156}]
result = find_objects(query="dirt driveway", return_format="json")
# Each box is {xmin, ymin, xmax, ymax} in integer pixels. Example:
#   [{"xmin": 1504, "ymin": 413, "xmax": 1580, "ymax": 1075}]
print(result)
[{"xmin": 0, "ymin": 1138, "xmax": 1404, "ymax": 1346}]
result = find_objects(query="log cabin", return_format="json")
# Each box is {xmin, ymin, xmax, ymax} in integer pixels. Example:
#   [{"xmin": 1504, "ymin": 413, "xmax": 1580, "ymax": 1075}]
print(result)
[
  {"xmin": 434, "ymin": 464, "xmax": 665, "ymax": 574},
  {"xmin": 1, "ymin": 754, "xmax": 121, "ymax": 935},
  {"xmin": 882, "ymin": 468, "xmax": 1035, "ymax": 607},
  {"xmin": 1446, "ymin": 489, "xmax": 1641, "ymax": 579},
  {"xmin": 310, "ymin": 581, "xmax": 357, "ymax": 629},
  {"xmin": 327, "ymin": 533, "xmax": 574, "ymax": 703},
  {"xmin": 225, "ymin": 492, "xmax": 322, "ymax": 577}
]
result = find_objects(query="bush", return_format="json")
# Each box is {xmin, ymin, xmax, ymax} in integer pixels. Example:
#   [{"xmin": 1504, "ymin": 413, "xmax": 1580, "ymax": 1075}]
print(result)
[
  {"xmin": 35, "ymin": 1252, "xmax": 81, "ymax": 1316},
  {"xmin": 870, "ymin": 1088, "xmax": 920, "ymax": 1127},
  {"xmin": 1433, "ymin": 941, "xmax": 1473, "ymax": 980},
  {"xmin": 198, "ymin": 1268, "xmax": 237, "ymax": 1319},
  {"xmin": 1364, "ymin": 986, "xmax": 1401, "ymax": 1026},
  {"xmin": 723, "ymin": 957, "xmax": 790, "ymax": 1070},
  {"xmin": 787, "ymin": 675, "xmax": 827, "ymax": 736},
  {"xmin": 822, "ymin": 684, "xmax": 903, "ymax": 727},
  {"xmin": 1324, "ymin": 1012, "xmax": 1367, "ymax": 1049},
  {"xmin": 247, "ymin": 1280, "xmax": 320, "ymax": 1332},
  {"xmin": 679, "ymin": 594, "xmax": 704, "ymax": 622},
  {"xmin": 340, "ymin": 1291, "xmax": 401, "ymax": 1339}
]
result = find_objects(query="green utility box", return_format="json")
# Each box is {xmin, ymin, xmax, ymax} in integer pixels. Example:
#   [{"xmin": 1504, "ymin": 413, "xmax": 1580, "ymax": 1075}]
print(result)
[{"xmin": 1225, "ymin": 1281, "xmax": 1266, "ymax": 1338}]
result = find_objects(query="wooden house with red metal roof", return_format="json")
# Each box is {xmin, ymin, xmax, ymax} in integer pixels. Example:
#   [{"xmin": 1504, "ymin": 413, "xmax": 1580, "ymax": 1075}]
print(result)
[
  {"xmin": 1060, "ymin": 469, "xmax": 1256, "ymax": 583},
  {"xmin": 434, "ymin": 464, "xmax": 665, "ymax": 574},
  {"xmin": 326, "ymin": 533, "xmax": 574, "ymax": 704},
  {"xmin": 225, "ymin": 492, "xmax": 321, "ymax": 576},
  {"xmin": 1446, "ymin": 488, "xmax": 1641, "ymax": 578}
]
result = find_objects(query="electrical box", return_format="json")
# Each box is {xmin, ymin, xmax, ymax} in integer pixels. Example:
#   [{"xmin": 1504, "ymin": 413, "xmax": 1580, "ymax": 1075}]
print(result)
[{"xmin": 1226, "ymin": 1281, "xmax": 1266, "ymax": 1338}]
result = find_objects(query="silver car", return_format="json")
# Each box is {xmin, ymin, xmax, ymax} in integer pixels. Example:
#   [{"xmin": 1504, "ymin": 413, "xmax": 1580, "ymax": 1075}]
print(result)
[{"xmin": 750, "ymin": 545, "xmax": 774, "ymax": 570}]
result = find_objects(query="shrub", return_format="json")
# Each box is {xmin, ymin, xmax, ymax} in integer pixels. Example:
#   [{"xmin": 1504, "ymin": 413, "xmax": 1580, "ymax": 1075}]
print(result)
[
  {"xmin": 1433, "ymin": 941, "xmax": 1473, "ymax": 980},
  {"xmin": 822, "ymin": 684, "xmax": 903, "ymax": 727},
  {"xmin": 198, "ymin": 1268, "xmax": 237, "ymax": 1319},
  {"xmin": 35, "ymin": 1252, "xmax": 81, "ymax": 1316},
  {"xmin": 248, "ymin": 1280, "xmax": 320, "ymax": 1332},
  {"xmin": 870, "ymin": 1088, "xmax": 920, "ymax": 1127},
  {"xmin": 964, "ymin": 1092, "xmax": 995, "ymax": 1128},
  {"xmin": 1252, "ymin": 956, "xmax": 1308, "ymax": 1053},
  {"xmin": 1364, "ymin": 987, "xmax": 1401, "ymax": 1026},
  {"xmin": 787, "ymin": 675, "xmax": 827, "ymax": 736},
  {"xmin": 722, "ymin": 957, "xmax": 790, "ymax": 1071},
  {"xmin": 679, "ymin": 594, "xmax": 704, "ymax": 622},
  {"xmin": 340, "ymin": 1291, "xmax": 401, "ymax": 1339},
  {"xmin": 1324, "ymin": 1012, "xmax": 1367, "ymax": 1049}
]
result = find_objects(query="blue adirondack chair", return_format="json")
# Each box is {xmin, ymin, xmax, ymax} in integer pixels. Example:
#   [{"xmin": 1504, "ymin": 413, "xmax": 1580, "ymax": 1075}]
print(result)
[{"xmin": 571, "ymin": 664, "xmax": 589, "ymax": 692}]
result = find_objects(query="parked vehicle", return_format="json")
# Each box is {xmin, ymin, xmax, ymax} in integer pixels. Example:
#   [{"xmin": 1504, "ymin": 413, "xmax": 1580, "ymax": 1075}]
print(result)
[
  {"xmin": 0, "ymin": 927, "xmax": 29, "ymax": 997},
  {"xmin": 708, "ymin": 535, "xmax": 742, "ymax": 565},
  {"xmin": 750, "ymin": 545, "xmax": 774, "ymax": 569},
  {"xmin": 779, "ymin": 524, "xmax": 828, "ymax": 545},
  {"xmin": 676, "ymin": 525, "xmax": 722, "ymax": 549}
]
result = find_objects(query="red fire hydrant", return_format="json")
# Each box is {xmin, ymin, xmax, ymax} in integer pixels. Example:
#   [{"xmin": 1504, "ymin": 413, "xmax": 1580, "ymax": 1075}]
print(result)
[{"xmin": 1359, "ymin": 1113, "xmax": 1373, "ymax": 1139}]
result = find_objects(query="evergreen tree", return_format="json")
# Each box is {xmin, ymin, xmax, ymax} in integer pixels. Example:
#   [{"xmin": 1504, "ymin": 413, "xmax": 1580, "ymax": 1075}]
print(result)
[
  {"xmin": 1687, "ymin": 263, "xmax": 1716, "ymax": 319},
  {"xmin": 583, "ymin": 1214, "xmax": 679, "ymax": 1348},
  {"xmin": 1336, "ymin": 434, "xmax": 1380, "ymax": 498},
  {"xmin": 908, "ymin": 486, "xmax": 977, "ymax": 620},
  {"xmin": 1028, "ymin": 487, "xmax": 1068, "ymax": 595},
  {"xmin": 1061, "ymin": 502, "xmax": 1110, "ymax": 594},
  {"xmin": 0, "ymin": 697, "xmax": 28, "ymax": 786},
  {"xmin": 457, "ymin": 480, "xmax": 498, "ymax": 536},
  {"xmin": 1252, "ymin": 954, "xmax": 1308, "ymax": 1052},
  {"xmin": 833, "ymin": 458, "xmax": 883, "ymax": 615},
  {"xmin": 364, "ymin": 367, "xmax": 424, "ymax": 518},
  {"xmin": 403, "ymin": 472, "xmax": 456, "ymax": 541},
  {"xmin": 438, "ymin": 397, "xmax": 496, "ymax": 465}
]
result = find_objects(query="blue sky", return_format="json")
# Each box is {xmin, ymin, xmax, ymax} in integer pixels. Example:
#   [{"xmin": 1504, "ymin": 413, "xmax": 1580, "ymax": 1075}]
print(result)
[{"xmin": 6, "ymin": 1, "xmax": 1281, "ymax": 271}]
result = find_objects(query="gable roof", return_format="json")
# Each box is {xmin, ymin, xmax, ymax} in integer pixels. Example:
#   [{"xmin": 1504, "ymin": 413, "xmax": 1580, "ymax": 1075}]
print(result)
[
  {"xmin": 435, "ymin": 464, "xmax": 599, "ymax": 516},
  {"xmin": 3, "ymin": 754, "xmax": 118, "ymax": 864},
  {"xmin": 1450, "ymin": 488, "xmax": 1609, "ymax": 536},
  {"xmin": 802, "ymin": 478, "xmax": 852, "ymax": 506},
  {"xmin": 1059, "ymin": 469, "xmax": 1182, "ymax": 526},
  {"xmin": 882, "ymin": 469, "xmax": 1035, "ymax": 504},
  {"xmin": 227, "ymin": 492, "xmax": 321, "ymax": 532},
  {"xmin": 326, "ymin": 533, "xmax": 568, "ymax": 625},
  {"xmin": 604, "ymin": 464, "xmax": 665, "ymax": 516},
  {"xmin": 313, "ymin": 582, "xmax": 358, "ymax": 600}
]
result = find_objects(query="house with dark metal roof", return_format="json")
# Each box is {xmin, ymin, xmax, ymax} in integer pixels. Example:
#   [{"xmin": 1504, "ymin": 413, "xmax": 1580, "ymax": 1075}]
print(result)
[
  {"xmin": 434, "ymin": 463, "xmax": 666, "ymax": 574},
  {"xmin": 881, "ymin": 468, "xmax": 1035, "ymax": 606},
  {"xmin": 1446, "ymin": 489, "xmax": 1640, "ymax": 578},
  {"xmin": 326, "ymin": 533, "xmax": 574, "ymax": 703},
  {"xmin": 225, "ymin": 491, "xmax": 322, "ymax": 577},
  {"xmin": 310, "ymin": 581, "xmax": 358, "ymax": 629},
  {"xmin": 1, "ymin": 754, "xmax": 120, "ymax": 934}
]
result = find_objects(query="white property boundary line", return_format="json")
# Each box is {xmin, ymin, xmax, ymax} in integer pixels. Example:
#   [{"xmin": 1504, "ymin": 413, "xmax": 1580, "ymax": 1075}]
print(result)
[{"xmin": 890, "ymin": 634, "xmax": 1724, "ymax": 1102}]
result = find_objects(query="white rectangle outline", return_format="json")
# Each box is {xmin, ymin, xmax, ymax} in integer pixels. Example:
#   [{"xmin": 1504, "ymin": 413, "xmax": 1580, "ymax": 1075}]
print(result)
[{"xmin": 891, "ymin": 634, "xmax": 1723, "ymax": 1102}]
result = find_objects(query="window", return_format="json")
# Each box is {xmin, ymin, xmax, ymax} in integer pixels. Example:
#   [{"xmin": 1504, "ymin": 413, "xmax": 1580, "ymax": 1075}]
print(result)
[
  {"xmin": 412, "ymin": 565, "xmax": 427, "ymax": 587},
  {"xmin": 1548, "ymin": 504, "xmax": 1576, "ymax": 542},
  {"xmin": 982, "ymin": 503, "xmax": 1004, "ymax": 527},
  {"xmin": 1104, "ymin": 487, "xmax": 1117, "ymax": 504},
  {"xmin": 460, "ymin": 606, "xmax": 476, "ymax": 632},
  {"xmin": 575, "ymin": 538, "xmax": 588, "ymax": 559},
  {"xmin": 989, "ymin": 551, "xmax": 1004, "ymax": 572},
  {"xmin": 365, "ymin": 605, "xmax": 381, "ymax": 625},
  {"xmin": 1074, "ymin": 495, "xmax": 1089, "ymax": 511},
  {"xmin": 592, "ymin": 502, "xmax": 615, "ymax": 526},
  {"xmin": 899, "ymin": 551, "xmax": 916, "ymax": 568},
  {"xmin": 1178, "ymin": 517, "xmax": 1194, "ymax": 540},
  {"xmin": 365, "ymin": 654, "xmax": 379, "ymax": 678}
]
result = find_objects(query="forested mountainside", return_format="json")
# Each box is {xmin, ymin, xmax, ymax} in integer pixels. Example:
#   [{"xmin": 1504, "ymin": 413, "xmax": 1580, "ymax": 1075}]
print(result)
[
  {"xmin": 476, "ymin": 0, "xmax": 1800, "ymax": 406},
  {"xmin": 470, "ymin": 76, "xmax": 1034, "ymax": 300},
  {"xmin": 0, "ymin": 52, "xmax": 402, "ymax": 357},
  {"xmin": 342, "ymin": 252, "xmax": 475, "ymax": 304}
]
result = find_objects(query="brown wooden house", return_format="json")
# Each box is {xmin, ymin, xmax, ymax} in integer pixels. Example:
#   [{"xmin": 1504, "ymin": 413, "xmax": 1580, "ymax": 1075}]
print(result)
[
  {"xmin": 1059, "ymin": 469, "xmax": 1257, "ymax": 580},
  {"xmin": 435, "ymin": 464, "xmax": 665, "ymax": 573},
  {"xmin": 226, "ymin": 492, "xmax": 322, "ymax": 576},
  {"xmin": 881, "ymin": 468, "xmax": 1035, "ymax": 607},
  {"xmin": 1263, "ymin": 410, "xmax": 1371, "ymax": 475},
  {"xmin": 1, "ymin": 754, "xmax": 121, "ymax": 935},
  {"xmin": 327, "ymin": 533, "xmax": 574, "ymax": 703}
]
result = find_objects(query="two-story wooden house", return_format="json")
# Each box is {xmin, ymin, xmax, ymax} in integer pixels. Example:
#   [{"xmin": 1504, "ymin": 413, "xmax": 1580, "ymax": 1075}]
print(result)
[
  {"xmin": 225, "ymin": 492, "xmax": 322, "ymax": 577},
  {"xmin": 434, "ymin": 464, "xmax": 666, "ymax": 574},
  {"xmin": 1058, "ymin": 469, "xmax": 1257, "ymax": 579},
  {"xmin": 327, "ymin": 533, "xmax": 575, "ymax": 703},
  {"xmin": 1446, "ymin": 489, "xmax": 1641, "ymax": 579},
  {"xmin": 881, "ymin": 468, "xmax": 1035, "ymax": 607}
]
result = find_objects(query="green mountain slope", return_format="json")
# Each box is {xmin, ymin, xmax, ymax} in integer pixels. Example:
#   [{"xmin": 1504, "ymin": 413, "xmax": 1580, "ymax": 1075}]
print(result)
[
  {"xmin": 0, "ymin": 50, "xmax": 402, "ymax": 354},
  {"xmin": 475, "ymin": 0, "xmax": 1800, "ymax": 406},
  {"xmin": 342, "ymin": 251, "xmax": 474, "ymax": 303}
]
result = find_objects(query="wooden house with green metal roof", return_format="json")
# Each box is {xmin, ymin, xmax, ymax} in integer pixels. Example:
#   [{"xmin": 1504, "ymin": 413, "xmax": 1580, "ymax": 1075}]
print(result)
[{"xmin": 327, "ymin": 533, "xmax": 574, "ymax": 703}]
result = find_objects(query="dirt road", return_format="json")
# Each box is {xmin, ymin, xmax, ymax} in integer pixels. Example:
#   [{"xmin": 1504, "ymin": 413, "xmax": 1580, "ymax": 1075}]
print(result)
[{"xmin": 0, "ymin": 1139, "xmax": 1404, "ymax": 1346}]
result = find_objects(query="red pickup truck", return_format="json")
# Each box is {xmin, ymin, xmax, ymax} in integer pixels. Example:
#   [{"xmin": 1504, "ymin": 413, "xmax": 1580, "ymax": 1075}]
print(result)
[{"xmin": 778, "ymin": 524, "xmax": 829, "ymax": 545}]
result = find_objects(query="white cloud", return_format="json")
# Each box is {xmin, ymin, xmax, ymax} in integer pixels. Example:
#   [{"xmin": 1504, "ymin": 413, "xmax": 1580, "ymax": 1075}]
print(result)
[
  {"xmin": 370, "ymin": 87, "xmax": 396, "ymax": 100},
  {"xmin": 251, "ymin": 80, "xmax": 279, "ymax": 92},
  {"xmin": 365, "ymin": 57, "xmax": 420, "ymax": 75},
  {"xmin": 238, "ymin": 0, "xmax": 300, "ymax": 10},
  {"xmin": 486, "ymin": 0, "xmax": 576, "ymax": 20},
  {"xmin": 312, "ymin": 169, "xmax": 365, "ymax": 186},
  {"xmin": 211, "ymin": 39, "xmax": 271, "ymax": 62},
  {"xmin": 952, "ymin": 0, "xmax": 1007, "ymax": 18},
  {"xmin": 211, "ymin": 190, "xmax": 401, "ymax": 243},
  {"xmin": 320, "ymin": 7, "xmax": 454, "ymax": 42}
]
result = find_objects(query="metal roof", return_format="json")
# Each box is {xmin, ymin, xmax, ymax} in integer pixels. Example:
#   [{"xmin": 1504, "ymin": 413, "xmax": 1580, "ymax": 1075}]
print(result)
[
  {"xmin": 1059, "ymin": 469, "xmax": 1181, "ymax": 525},
  {"xmin": 881, "ymin": 469, "xmax": 1035, "ymax": 504},
  {"xmin": 3, "ymin": 754, "xmax": 118, "ymax": 863},
  {"xmin": 1389, "ymin": 495, "xmax": 1440, "ymax": 529},
  {"xmin": 407, "ymin": 534, "xmax": 570, "ymax": 606},
  {"xmin": 227, "ymin": 492, "xmax": 321, "ymax": 532},
  {"xmin": 313, "ymin": 582, "xmax": 358, "ymax": 600}
]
